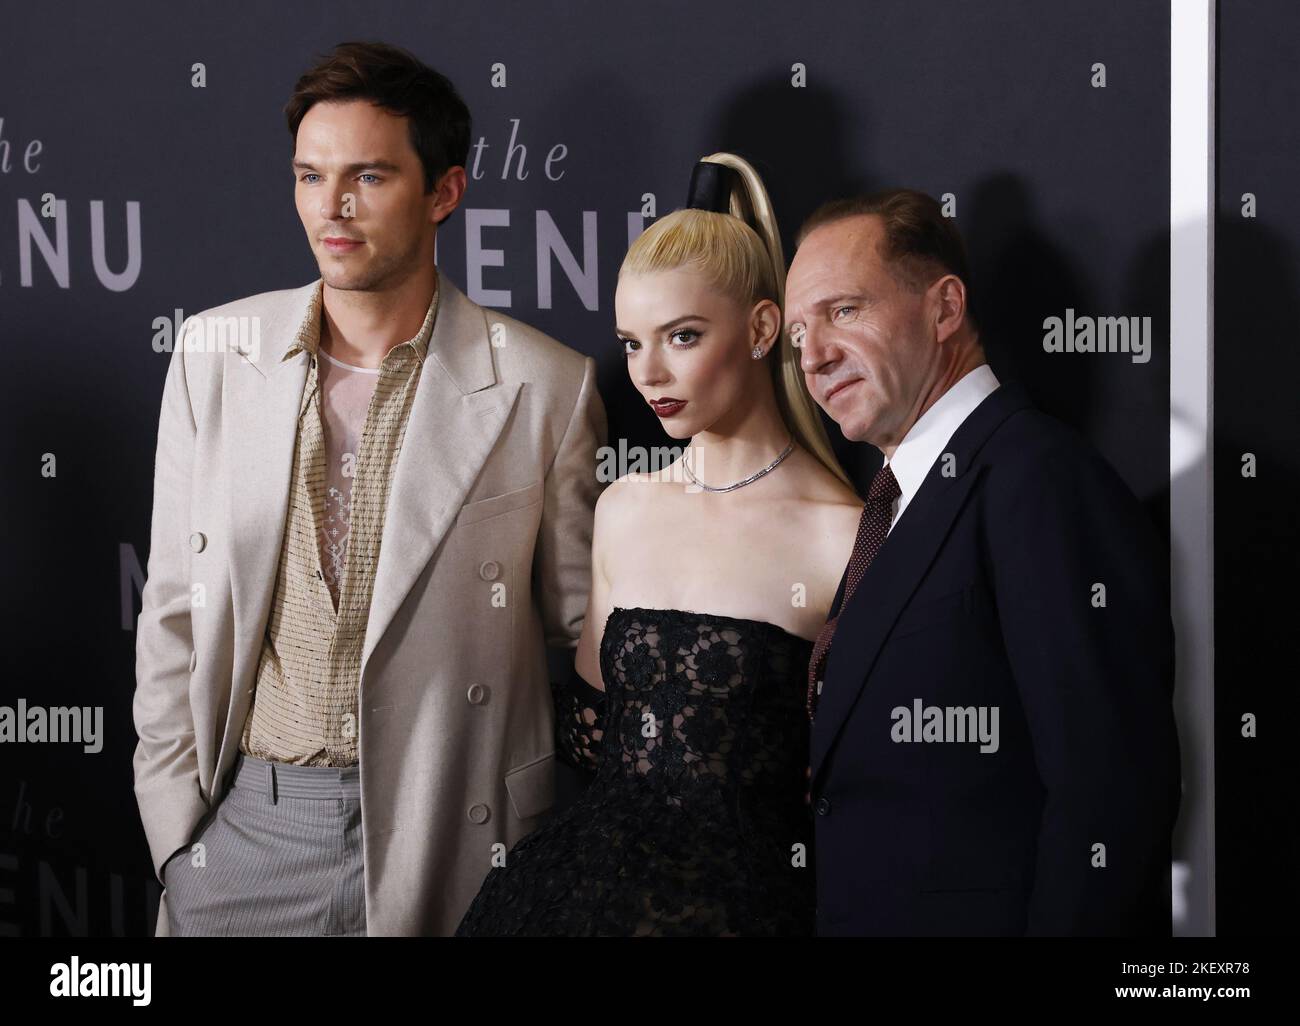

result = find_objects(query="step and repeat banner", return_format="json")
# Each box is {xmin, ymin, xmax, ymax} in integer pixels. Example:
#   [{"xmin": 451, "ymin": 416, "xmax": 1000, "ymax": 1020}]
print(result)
[{"xmin": 0, "ymin": 0, "xmax": 1283, "ymax": 939}]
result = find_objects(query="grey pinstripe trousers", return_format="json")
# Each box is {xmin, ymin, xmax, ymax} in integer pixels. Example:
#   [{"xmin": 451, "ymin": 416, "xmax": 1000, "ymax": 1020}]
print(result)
[{"xmin": 162, "ymin": 753, "xmax": 366, "ymax": 936}]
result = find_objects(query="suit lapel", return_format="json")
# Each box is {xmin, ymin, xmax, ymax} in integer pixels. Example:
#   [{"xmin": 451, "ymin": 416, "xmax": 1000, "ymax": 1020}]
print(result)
[
  {"xmin": 809, "ymin": 382, "xmax": 1033, "ymax": 782},
  {"xmin": 826, "ymin": 544, "xmax": 851, "ymax": 621},
  {"xmin": 225, "ymin": 281, "xmax": 318, "ymax": 725},
  {"xmin": 359, "ymin": 279, "xmax": 520, "ymax": 676}
]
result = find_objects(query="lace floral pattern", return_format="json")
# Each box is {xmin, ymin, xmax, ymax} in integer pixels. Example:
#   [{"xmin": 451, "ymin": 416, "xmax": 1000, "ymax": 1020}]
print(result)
[
  {"xmin": 456, "ymin": 606, "xmax": 816, "ymax": 936},
  {"xmin": 321, "ymin": 482, "xmax": 352, "ymax": 606},
  {"xmin": 554, "ymin": 662, "xmax": 605, "ymax": 774}
]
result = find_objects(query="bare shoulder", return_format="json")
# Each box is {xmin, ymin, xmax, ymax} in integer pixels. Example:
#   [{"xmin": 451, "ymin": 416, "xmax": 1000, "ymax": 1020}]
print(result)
[
  {"xmin": 600, "ymin": 468, "xmax": 692, "ymax": 524},
  {"xmin": 598, "ymin": 471, "xmax": 663, "ymax": 516},
  {"xmin": 592, "ymin": 471, "xmax": 678, "ymax": 567},
  {"xmin": 782, "ymin": 448, "xmax": 864, "ymax": 520}
]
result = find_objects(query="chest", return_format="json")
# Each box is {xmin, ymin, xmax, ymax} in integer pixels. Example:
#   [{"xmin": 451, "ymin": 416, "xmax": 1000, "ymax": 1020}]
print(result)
[{"xmin": 605, "ymin": 505, "xmax": 844, "ymax": 639}]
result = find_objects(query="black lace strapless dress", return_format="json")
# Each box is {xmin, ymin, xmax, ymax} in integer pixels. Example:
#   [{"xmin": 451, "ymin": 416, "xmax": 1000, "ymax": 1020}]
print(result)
[{"xmin": 455, "ymin": 606, "xmax": 817, "ymax": 937}]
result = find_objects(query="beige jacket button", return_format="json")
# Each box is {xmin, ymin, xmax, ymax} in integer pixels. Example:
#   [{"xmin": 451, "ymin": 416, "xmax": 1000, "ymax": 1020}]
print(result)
[
  {"xmin": 467, "ymin": 803, "xmax": 490, "ymax": 824},
  {"xmin": 478, "ymin": 560, "xmax": 500, "ymax": 581},
  {"xmin": 189, "ymin": 532, "xmax": 206, "ymax": 552},
  {"xmin": 467, "ymin": 684, "xmax": 488, "ymax": 705},
  {"xmin": 188, "ymin": 650, "xmax": 197, "ymax": 673}
]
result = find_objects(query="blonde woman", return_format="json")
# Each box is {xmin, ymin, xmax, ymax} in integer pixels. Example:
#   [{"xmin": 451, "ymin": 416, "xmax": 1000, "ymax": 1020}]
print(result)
[{"xmin": 455, "ymin": 154, "xmax": 862, "ymax": 937}]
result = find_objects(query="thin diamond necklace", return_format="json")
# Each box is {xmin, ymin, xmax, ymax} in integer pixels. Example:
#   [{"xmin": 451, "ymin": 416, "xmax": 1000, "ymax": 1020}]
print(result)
[{"xmin": 681, "ymin": 434, "xmax": 795, "ymax": 493}]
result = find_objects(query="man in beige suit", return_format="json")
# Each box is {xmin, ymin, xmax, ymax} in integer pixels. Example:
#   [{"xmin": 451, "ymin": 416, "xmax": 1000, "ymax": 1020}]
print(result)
[{"xmin": 132, "ymin": 41, "xmax": 605, "ymax": 936}]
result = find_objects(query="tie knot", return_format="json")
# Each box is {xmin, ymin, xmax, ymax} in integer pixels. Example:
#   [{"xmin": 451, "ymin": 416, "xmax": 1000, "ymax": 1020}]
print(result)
[{"xmin": 867, "ymin": 462, "xmax": 901, "ymax": 505}]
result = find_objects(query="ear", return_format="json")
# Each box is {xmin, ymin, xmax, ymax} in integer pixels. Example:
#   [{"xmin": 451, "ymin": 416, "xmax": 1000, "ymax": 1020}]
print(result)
[
  {"xmin": 751, "ymin": 298, "xmax": 782, "ymax": 352},
  {"xmin": 428, "ymin": 166, "xmax": 467, "ymax": 226},
  {"xmin": 931, "ymin": 274, "xmax": 967, "ymax": 344}
]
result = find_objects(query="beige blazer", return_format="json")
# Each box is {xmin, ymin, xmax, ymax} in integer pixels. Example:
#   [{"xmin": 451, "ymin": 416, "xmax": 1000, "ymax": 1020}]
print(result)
[{"xmin": 132, "ymin": 273, "xmax": 606, "ymax": 935}]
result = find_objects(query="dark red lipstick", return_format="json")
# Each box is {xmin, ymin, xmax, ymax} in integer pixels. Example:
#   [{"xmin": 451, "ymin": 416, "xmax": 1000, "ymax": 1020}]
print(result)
[{"xmin": 649, "ymin": 397, "xmax": 688, "ymax": 418}]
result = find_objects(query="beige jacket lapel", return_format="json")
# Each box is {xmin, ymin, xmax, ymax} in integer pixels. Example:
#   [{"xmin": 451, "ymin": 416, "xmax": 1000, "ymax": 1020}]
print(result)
[
  {"xmin": 223, "ymin": 280, "xmax": 316, "ymax": 731},
  {"xmin": 360, "ymin": 276, "xmax": 520, "ymax": 676}
]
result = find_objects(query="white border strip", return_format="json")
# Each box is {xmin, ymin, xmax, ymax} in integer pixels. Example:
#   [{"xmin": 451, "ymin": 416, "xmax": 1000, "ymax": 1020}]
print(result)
[{"xmin": 1169, "ymin": 0, "xmax": 1215, "ymax": 936}]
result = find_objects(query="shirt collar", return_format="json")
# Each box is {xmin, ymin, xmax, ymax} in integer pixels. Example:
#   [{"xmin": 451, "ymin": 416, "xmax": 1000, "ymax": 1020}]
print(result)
[
  {"xmin": 884, "ymin": 364, "xmax": 1001, "ymax": 506},
  {"xmin": 282, "ymin": 270, "xmax": 440, "ymax": 365}
]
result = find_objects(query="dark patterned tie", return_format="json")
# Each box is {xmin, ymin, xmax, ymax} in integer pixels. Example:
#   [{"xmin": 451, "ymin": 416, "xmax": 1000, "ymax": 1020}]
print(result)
[{"xmin": 807, "ymin": 462, "xmax": 901, "ymax": 719}]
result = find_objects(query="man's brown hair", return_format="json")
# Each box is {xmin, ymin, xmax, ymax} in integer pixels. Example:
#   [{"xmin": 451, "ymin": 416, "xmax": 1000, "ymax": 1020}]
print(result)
[
  {"xmin": 796, "ymin": 189, "xmax": 977, "ymax": 328},
  {"xmin": 285, "ymin": 41, "xmax": 470, "ymax": 208}
]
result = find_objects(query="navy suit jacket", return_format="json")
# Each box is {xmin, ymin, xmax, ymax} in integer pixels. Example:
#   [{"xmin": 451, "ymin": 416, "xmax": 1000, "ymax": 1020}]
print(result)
[{"xmin": 811, "ymin": 381, "xmax": 1181, "ymax": 936}]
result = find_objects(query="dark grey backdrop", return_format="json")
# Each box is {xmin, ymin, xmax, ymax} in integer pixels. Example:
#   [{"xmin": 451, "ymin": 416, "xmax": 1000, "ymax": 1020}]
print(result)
[
  {"xmin": 0, "ymin": 0, "xmax": 1201, "ymax": 936},
  {"xmin": 1215, "ymin": 0, "xmax": 1300, "ymax": 937}
]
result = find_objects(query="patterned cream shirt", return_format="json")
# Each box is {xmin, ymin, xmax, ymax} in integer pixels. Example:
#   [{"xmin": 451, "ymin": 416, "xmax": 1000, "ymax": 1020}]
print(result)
[{"xmin": 240, "ymin": 275, "xmax": 440, "ymax": 766}]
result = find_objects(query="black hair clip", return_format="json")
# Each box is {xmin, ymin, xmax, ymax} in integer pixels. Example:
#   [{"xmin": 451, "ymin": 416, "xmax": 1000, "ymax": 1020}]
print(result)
[{"xmin": 685, "ymin": 160, "xmax": 739, "ymax": 213}]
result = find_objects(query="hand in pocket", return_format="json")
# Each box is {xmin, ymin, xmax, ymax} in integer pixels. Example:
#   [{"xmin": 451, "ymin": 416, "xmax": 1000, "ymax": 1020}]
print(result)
[
  {"xmin": 162, "ymin": 844, "xmax": 190, "ymax": 883},
  {"xmin": 163, "ymin": 801, "xmax": 218, "ymax": 889}
]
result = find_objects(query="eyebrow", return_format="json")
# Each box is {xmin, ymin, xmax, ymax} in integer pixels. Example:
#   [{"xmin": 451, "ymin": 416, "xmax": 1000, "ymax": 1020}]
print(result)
[
  {"xmin": 615, "ymin": 314, "xmax": 712, "ymax": 337},
  {"xmin": 789, "ymin": 293, "xmax": 863, "ymax": 318},
  {"xmin": 291, "ymin": 159, "xmax": 404, "ymax": 175}
]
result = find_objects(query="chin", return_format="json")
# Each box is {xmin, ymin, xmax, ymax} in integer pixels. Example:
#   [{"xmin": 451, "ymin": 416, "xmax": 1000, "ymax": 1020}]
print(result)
[
  {"xmin": 657, "ymin": 421, "xmax": 694, "ymax": 441},
  {"xmin": 318, "ymin": 265, "xmax": 352, "ymax": 285},
  {"xmin": 320, "ymin": 268, "xmax": 376, "ymax": 292},
  {"xmin": 834, "ymin": 417, "xmax": 870, "ymax": 443}
]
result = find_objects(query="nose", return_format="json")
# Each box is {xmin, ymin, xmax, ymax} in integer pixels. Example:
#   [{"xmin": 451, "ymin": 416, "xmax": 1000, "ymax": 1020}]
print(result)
[
  {"xmin": 633, "ymin": 346, "xmax": 671, "ymax": 391},
  {"xmin": 319, "ymin": 181, "xmax": 354, "ymax": 221},
  {"xmin": 797, "ymin": 321, "xmax": 836, "ymax": 377}
]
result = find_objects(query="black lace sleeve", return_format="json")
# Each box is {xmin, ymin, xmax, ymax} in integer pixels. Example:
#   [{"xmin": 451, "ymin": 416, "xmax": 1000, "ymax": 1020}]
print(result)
[{"xmin": 553, "ymin": 662, "xmax": 606, "ymax": 773}]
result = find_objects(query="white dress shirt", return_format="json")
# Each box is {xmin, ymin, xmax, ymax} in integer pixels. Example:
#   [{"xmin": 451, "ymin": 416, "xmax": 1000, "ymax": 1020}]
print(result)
[{"xmin": 883, "ymin": 364, "xmax": 1001, "ymax": 533}]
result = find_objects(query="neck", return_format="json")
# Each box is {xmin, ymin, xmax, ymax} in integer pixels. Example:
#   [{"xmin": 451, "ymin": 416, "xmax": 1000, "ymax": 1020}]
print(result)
[
  {"xmin": 320, "ymin": 262, "xmax": 438, "ymax": 370},
  {"xmin": 685, "ymin": 371, "xmax": 793, "ymax": 488},
  {"xmin": 879, "ymin": 339, "xmax": 985, "ymax": 462}
]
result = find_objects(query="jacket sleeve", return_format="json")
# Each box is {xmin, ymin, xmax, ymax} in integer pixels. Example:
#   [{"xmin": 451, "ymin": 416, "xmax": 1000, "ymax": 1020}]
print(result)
[
  {"xmin": 553, "ymin": 662, "xmax": 607, "ymax": 774},
  {"xmin": 131, "ymin": 337, "xmax": 210, "ymax": 885},
  {"xmin": 987, "ymin": 443, "xmax": 1181, "ymax": 935},
  {"xmin": 532, "ymin": 355, "xmax": 607, "ymax": 648}
]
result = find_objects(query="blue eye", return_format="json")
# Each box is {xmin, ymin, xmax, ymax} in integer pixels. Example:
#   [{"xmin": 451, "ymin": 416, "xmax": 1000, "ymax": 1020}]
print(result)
[
  {"xmin": 833, "ymin": 306, "xmax": 857, "ymax": 320},
  {"xmin": 301, "ymin": 173, "xmax": 320, "ymax": 183},
  {"xmin": 359, "ymin": 174, "xmax": 379, "ymax": 183}
]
